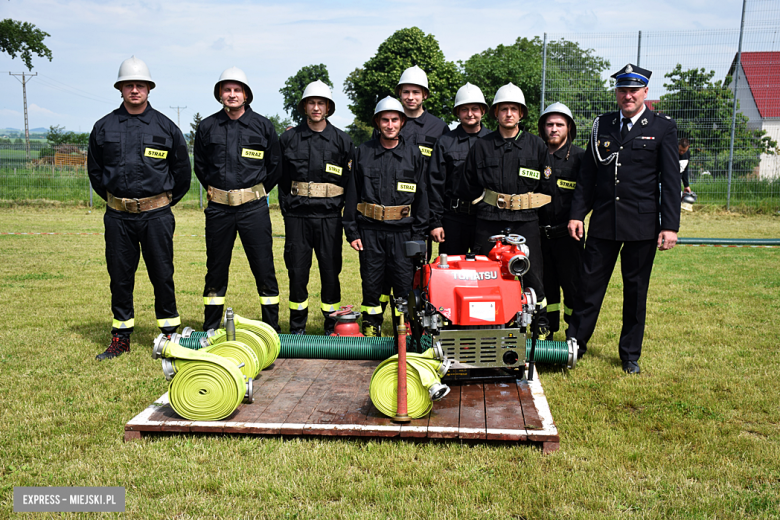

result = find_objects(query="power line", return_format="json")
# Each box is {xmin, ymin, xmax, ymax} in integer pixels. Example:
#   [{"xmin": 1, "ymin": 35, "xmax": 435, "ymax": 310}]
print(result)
[
  {"xmin": 170, "ymin": 106, "xmax": 187, "ymax": 127},
  {"xmin": 9, "ymin": 72, "xmax": 36, "ymax": 159}
]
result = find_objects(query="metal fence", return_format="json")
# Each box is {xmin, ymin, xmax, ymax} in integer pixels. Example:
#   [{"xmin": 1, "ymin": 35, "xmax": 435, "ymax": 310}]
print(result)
[{"xmin": 541, "ymin": 0, "xmax": 780, "ymax": 210}]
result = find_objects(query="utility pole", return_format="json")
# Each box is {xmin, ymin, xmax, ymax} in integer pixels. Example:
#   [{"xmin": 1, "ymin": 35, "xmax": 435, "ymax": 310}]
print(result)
[
  {"xmin": 10, "ymin": 72, "xmax": 37, "ymax": 160},
  {"xmin": 170, "ymin": 106, "xmax": 187, "ymax": 128}
]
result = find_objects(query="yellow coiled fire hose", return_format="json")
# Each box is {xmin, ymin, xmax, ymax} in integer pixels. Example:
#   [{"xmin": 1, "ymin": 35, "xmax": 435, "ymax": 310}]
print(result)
[
  {"xmin": 205, "ymin": 340, "xmax": 260, "ymax": 380},
  {"xmin": 152, "ymin": 336, "xmax": 250, "ymax": 421},
  {"xmin": 369, "ymin": 348, "xmax": 451, "ymax": 419},
  {"xmin": 232, "ymin": 313, "xmax": 281, "ymax": 364}
]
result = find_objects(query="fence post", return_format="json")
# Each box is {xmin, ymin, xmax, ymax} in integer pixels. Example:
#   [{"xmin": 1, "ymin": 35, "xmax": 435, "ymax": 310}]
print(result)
[
  {"xmin": 637, "ymin": 31, "xmax": 642, "ymax": 66},
  {"xmin": 541, "ymin": 33, "xmax": 548, "ymax": 114},
  {"xmin": 727, "ymin": 0, "xmax": 747, "ymax": 211}
]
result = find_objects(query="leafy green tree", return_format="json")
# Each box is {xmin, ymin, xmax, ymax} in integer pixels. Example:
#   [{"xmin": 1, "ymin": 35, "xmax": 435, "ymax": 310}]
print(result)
[
  {"xmin": 344, "ymin": 120, "xmax": 373, "ymax": 147},
  {"xmin": 187, "ymin": 112, "xmax": 202, "ymax": 148},
  {"xmin": 267, "ymin": 114, "xmax": 293, "ymax": 137},
  {"xmin": 280, "ymin": 64, "xmax": 333, "ymax": 125},
  {"xmin": 45, "ymin": 125, "xmax": 88, "ymax": 146},
  {"xmin": 0, "ymin": 19, "xmax": 53, "ymax": 70},
  {"xmin": 654, "ymin": 65, "xmax": 777, "ymax": 177},
  {"xmin": 343, "ymin": 27, "xmax": 461, "ymax": 130},
  {"xmin": 461, "ymin": 37, "xmax": 611, "ymax": 138}
]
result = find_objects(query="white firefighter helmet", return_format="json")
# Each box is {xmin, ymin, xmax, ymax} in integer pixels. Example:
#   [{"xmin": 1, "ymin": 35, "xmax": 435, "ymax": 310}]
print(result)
[
  {"xmin": 395, "ymin": 65, "xmax": 429, "ymax": 96},
  {"xmin": 213, "ymin": 67, "xmax": 253, "ymax": 105},
  {"xmin": 114, "ymin": 56, "xmax": 155, "ymax": 90},
  {"xmin": 538, "ymin": 102, "xmax": 577, "ymax": 142},
  {"xmin": 490, "ymin": 82, "xmax": 527, "ymax": 120},
  {"xmin": 297, "ymin": 80, "xmax": 335, "ymax": 117},
  {"xmin": 373, "ymin": 96, "xmax": 406, "ymax": 128},
  {"xmin": 453, "ymin": 83, "xmax": 488, "ymax": 116}
]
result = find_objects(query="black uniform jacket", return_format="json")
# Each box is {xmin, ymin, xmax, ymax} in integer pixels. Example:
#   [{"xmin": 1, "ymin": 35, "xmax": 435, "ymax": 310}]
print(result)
[
  {"xmin": 193, "ymin": 106, "xmax": 281, "ymax": 202},
  {"xmin": 539, "ymin": 140, "xmax": 585, "ymax": 226},
  {"xmin": 458, "ymin": 129, "xmax": 548, "ymax": 222},
  {"xmin": 570, "ymin": 110, "xmax": 680, "ymax": 241},
  {"xmin": 278, "ymin": 121, "xmax": 355, "ymax": 218},
  {"xmin": 428, "ymin": 124, "xmax": 491, "ymax": 229},
  {"xmin": 88, "ymin": 103, "xmax": 191, "ymax": 218},
  {"xmin": 343, "ymin": 136, "xmax": 429, "ymax": 243}
]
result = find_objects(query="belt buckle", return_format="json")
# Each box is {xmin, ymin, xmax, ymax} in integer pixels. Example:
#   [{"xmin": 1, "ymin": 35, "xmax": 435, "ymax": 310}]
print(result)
[
  {"xmin": 307, "ymin": 181, "xmax": 314, "ymax": 197},
  {"xmin": 400, "ymin": 205, "xmax": 410, "ymax": 218},
  {"xmin": 496, "ymin": 195, "xmax": 507, "ymax": 209},
  {"xmin": 449, "ymin": 198, "xmax": 459, "ymax": 210},
  {"xmin": 541, "ymin": 225, "xmax": 551, "ymax": 239},
  {"xmin": 510, "ymin": 195, "xmax": 522, "ymax": 211},
  {"xmin": 290, "ymin": 183, "xmax": 299, "ymax": 196},
  {"xmin": 124, "ymin": 198, "xmax": 141, "ymax": 213},
  {"xmin": 227, "ymin": 190, "xmax": 241, "ymax": 206}
]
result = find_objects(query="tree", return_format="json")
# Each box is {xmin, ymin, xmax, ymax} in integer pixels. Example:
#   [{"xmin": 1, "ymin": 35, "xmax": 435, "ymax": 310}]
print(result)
[
  {"xmin": 45, "ymin": 125, "xmax": 88, "ymax": 146},
  {"xmin": 461, "ymin": 37, "xmax": 611, "ymax": 139},
  {"xmin": 280, "ymin": 64, "xmax": 333, "ymax": 125},
  {"xmin": 343, "ymin": 27, "xmax": 461, "ymax": 130},
  {"xmin": 654, "ymin": 65, "xmax": 777, "ymax": 177},
  {"xmin": 0, "ymin": 19, "xmax": 53, "ymax": 70},
  {"xmin": 267, "ymin": 114, "xmax": 293, "ymax": 137},
  {"xmin": 187, "ymin": 112, "xmax": 202, "ymax": 148}
]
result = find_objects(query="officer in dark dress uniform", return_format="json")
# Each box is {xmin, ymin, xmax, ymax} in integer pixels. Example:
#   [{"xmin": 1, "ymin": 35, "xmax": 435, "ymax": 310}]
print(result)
[
  {"xmin": 88, "ymin": 56, "xmax": 191, "ymax": 360},
  {"xmin": 343, "ymin": 96, "xmax": 428, "ymax": 337},
  {"xmin": 428, "ymin": 83, "xmax": 491, "ymax": 255},
  {"xmin": 194, "ymin": 67, "xmax": 282, "ymax": 332},
  {"xmin": 458, "ymin": 83, "xmax": 551, "ymax": 336},
  {"xmin": 279, "ymin": 81, "xmax": 354, "ymax": 335},
  {"xmin": 538, "ymin": 103, "xmax": 585, "ymax": 337},
  {"xmin": 567, "ymin": 64, "xmax": 680, "ymax": 374}
]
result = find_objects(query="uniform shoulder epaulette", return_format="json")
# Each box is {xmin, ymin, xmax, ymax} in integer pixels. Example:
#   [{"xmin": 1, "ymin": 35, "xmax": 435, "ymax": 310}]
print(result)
[{"xmin": 655, "ymin": 111, "xmax": 672, "ymax": 120}]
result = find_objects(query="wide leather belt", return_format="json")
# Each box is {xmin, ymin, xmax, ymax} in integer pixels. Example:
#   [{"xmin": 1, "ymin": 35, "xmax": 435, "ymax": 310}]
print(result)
[
  {"xmin": 107, "ymin": 191, "xmax": 171, "ymax": 213},
  {"xmin": 207, "ymin": 183, "xmax": 266, "ymax": 206},
  {"xmin": 357, "ymin": 202, "xmax": 411, "ymax": 221},
  {"xmin": 290, "ymin": 181, "xmax": 344, "ymax": 198},
  {"xmin": 481, "ymin": 189, "xmax": 550, "ymax": 210},
  {"xmin": 540, "ymin": 224, "xmax": 569, "ymax": 240},
  {"xmin": 445, "ymin": 196, "xmax": 475, "ymax": 215}
]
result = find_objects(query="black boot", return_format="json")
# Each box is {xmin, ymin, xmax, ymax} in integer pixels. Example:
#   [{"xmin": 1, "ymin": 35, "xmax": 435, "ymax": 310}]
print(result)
[{"xmin": 96, "ymin": 334, "xmax": 131, "ymax": 361}]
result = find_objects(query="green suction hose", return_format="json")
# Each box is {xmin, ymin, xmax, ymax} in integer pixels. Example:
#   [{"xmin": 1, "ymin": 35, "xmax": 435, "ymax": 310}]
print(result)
[
  {"xmin": 369, "ymin": 349, "xmax": 450, "ymax": 419},
  {"xmin": 152, "ymin": 336, "xmax": 249, "ymax": 421},
  {"xmin": 279, "ymin": 334, "xmax": 396, "ymax": 360}
]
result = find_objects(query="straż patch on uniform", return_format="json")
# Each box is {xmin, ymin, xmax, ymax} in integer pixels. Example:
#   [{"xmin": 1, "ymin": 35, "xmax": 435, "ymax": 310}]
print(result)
[
  {"xmin": 418, "ymin": 145, "xmax": 432, "ymax": 157},
  {"xmin": 557, "ymin": 179, "xmax": 576, "ymax": 189},
  {"xmin": 241, "ymin": 149, "xmax": 264, "ymax": 159},
  {"xmin": 144, "ymin": 148, "xmax": 168, "ymax": 159},
  {"xmin": 519, "ymin": 168, "xmax": 540, "ymax": 180},
  {"xmin": 325, "ymin": 163, "xmax": 342, "ymax": 175},
  {"xmin": 397, "ymin": 182, "xmax": 417, "ymax": 193}
]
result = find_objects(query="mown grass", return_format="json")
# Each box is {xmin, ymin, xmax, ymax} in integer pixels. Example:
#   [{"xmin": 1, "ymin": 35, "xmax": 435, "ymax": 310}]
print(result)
[{"xmin": 0, "ymin": 207, "xmax": 779, "ymax": 519}]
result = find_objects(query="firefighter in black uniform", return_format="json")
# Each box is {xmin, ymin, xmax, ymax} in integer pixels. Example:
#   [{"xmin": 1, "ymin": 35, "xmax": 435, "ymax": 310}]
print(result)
[
  {"xmin": 538, "ymin": 103, "xmax": 585, "ymax": 338},
  {"xmin": 194, "ymin": 67, "xmax": 282, "ymax": 332},
  {"xmin": 568, "ymin": 64, "xmax": 680, "ymax": 374},
  {"xmin": 344, "ymin": 96, "xmax": 429, "ymax": 337},
  {"xmin": 376, "ymin": 65, "xmax": 448, "ymax": 309},
  {"xmin": 429, "ymin": 83, "xmax": 491, "ymax": 255},
  {"xmin": 279, "ymin": 80, "xmax": 354, "ymax": 335},
  {"xmin": 88, "ymin": 56, "xmax": 191, "ymax": 360},
  {"xmin": 458, "ymin": 83, "xmax": 551, "ymax": 336}
]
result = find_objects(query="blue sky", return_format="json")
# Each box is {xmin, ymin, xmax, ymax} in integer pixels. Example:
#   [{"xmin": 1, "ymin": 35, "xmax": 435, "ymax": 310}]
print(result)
[{"xmin": 1, "ymin": 0, "xmax": 745, "ymax": 135}]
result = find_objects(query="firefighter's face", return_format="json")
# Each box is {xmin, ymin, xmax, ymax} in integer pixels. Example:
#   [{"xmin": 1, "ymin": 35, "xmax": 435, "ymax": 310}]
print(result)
[
  {"xmin": 544, "ymin": 114, "xmax": 569, "ymax": 146},
  {"xmin": 616, "ymin": 86, "xmax": 647, "ymax": 117},
  {"xmin": 399, "ymin": 85, "xmax": 426, "ymax": 111},
  {"xmin": 495, "ymin": 103, "xmax": 521, "ymax": 129},
  {"xmin": 457, "ymin": 104, "xmax": 485, "ymax": 127},
  {"xmin": 377, "ymin": 111, "xmax": 404, "ymax": 140},
  {"xmin": 120, "ymin": 82, "xmax": 149, "ymax": 107},
  {"xmin": 305, "ymin": 97, "xmax": 328, "ymax": 122},
  {"xmin": 678, "ymin": 145, "xmax": 689, "ymax": 156},
  {"xmin": 221, "ymin": 81, "xmax": 246, "ymax": 108}
]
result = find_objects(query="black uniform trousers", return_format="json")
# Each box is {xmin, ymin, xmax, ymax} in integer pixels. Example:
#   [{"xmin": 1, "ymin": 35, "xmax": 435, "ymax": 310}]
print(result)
[
  {"xmin": 569, "ymin": 236, "xmax": 657, "ymax": 361},
  {"xmin": 203, "ymin": 200, "xmax": 280, "ymax": 332},
  {"xmin": 473, "ymin": 219, "xmax": 547, "ymax": 323},
  {"xmin": 104, "ymin": 210, "xmax": 178, "ymax": 337},
  {"xmin": 284, "ymin": 216, "xmax": 342, "ymax": 332},
  {"xmin": 360, "ymin": 228, "xmax": 414, "ymax": 328},
  {"xmin": 440, "ymin": 212, "xmax": 477, "ymax": 256},
  {"xmin": 541, "ymin": 233, "xmax": 583, "ymax": 333}
]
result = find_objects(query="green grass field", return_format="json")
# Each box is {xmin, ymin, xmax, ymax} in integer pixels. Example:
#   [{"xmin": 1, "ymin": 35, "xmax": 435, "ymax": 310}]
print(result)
[{"xmin": 1, "ymin": 207, "xmax": 779, "ymax": 518}]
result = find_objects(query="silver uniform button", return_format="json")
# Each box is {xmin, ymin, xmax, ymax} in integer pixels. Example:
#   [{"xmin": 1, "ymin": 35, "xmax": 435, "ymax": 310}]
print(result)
[
  {"xmin": 620, "ymin": 146, "xmax": 624, "ymax": 150},
  {"xmin": 616, "ymin": 197, "xmax": 620, "ymax": 200}
]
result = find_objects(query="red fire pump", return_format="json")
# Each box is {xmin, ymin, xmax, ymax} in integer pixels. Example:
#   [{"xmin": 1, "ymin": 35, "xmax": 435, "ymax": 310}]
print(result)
[{"xmin": 404, "ymin": 234, "xmax": 576, "ymax": 380}]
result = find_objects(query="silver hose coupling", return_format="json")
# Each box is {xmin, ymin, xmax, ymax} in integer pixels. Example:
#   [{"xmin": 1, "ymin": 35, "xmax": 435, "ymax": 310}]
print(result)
[
  {"xmin": 151, "ymin": 334, "xmax": 168, "ymax": 359},
  {"xmin": 161, "ymin": 358, "xmax": 176, "ymax": 381},
  {"xmin": 429, "ymin": 383, "xmax": 451, "ymax": 401}
]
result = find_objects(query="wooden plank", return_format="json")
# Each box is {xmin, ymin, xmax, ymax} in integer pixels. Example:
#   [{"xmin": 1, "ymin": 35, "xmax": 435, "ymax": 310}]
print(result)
[
  {"xmin": 427, "ymin": 385, "xmax": 461, "ymax": 439},
  {"xmin": 337, "ymin": 361, "xmax": 381, "ymax": 436},
  {"xmin": 525, "ymin": 375, "xmax": 560, "ymax": 444},
  {"xmin": 304, "ymin": 360, "xmax": 368, "ymax": 436},
  {"xmin": 281, "ymin": 360, "xmax": 340, "ymax": 435},
  {"xmin": 458, "ymin": 383, "xmax": 486, "ymax": 440},
  {"xmin": 484, "ymin": 382, "xmax": 527, "ymax": 441},
  {"xmin": 543, "ymin": 441, "xmax": 560, "ymax": 454},
  {"xmin": 124, "ymin": 430, "xmax": 142, "ymax": 442},
  {"xmin": 516, "ymin": 380, "xmax": 544, "ymax": 430},
  {"xmin": 258, "ymin": 359, "xmax": 329, "ymax": 426},
  {"xmin": 246, "ymin": 357, "xmax": 302, "ymax": 423}
]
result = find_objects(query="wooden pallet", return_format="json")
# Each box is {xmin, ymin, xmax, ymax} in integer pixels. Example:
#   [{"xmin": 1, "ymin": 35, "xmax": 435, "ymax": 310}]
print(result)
[{"xmin": 125, "ymin": 359, "xmax": 560, "ymax": 453}]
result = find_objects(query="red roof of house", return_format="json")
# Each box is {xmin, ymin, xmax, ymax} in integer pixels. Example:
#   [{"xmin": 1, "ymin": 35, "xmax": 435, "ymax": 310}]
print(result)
[
  {"xmin": 738, "ymin": 52, "xmax": 780, "ymax": 118},
  {"xmin": 645, "ymin": 100, "xmax": 659, "ymax": 111}
]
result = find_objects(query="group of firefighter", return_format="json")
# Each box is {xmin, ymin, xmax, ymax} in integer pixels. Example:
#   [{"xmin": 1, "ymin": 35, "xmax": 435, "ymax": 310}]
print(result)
[{"xmin": 89, "ymin": 56, "xmax": 680, "ymax": 375}]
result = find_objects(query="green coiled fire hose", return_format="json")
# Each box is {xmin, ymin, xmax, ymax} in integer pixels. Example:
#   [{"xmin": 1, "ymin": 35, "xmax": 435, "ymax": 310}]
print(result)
[
  {"xmin": 369, "ymin": 349, "xmax": 449, "ymax": 419},
  {"xmin": 152, "ymin": 336, "xmax": 248, "ymax": 421}
]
